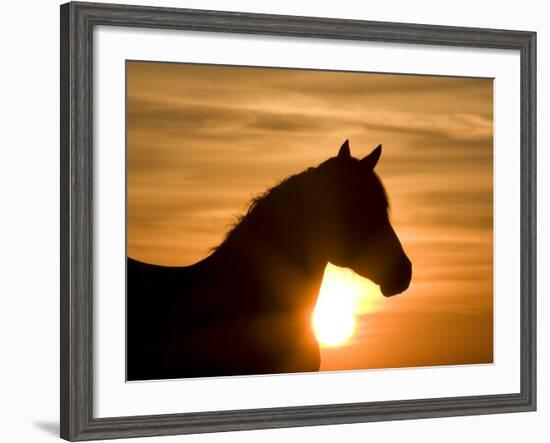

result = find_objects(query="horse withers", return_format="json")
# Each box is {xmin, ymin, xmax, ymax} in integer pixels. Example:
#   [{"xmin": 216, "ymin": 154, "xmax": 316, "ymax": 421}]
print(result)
[{"xmin": 127, "ymin": 140, "xmax": 411, "ymax": 380}]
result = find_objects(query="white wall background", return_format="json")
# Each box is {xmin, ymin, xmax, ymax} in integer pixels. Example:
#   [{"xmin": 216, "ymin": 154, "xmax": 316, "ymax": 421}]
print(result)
[{"xmin": 0, "ymin": 0, "xmax": 546, "ymax": 442}]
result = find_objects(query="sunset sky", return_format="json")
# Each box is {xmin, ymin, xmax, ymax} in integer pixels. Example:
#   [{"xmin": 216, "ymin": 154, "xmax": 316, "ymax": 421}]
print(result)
[{"xmin": 127, "ymin": 61, "xmax": 493, "ymax": 371}]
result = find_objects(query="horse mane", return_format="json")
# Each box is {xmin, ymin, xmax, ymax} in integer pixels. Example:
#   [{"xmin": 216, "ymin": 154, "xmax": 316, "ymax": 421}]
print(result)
[
  {"xmin": 215, "ymin": 166, "xmax": 317, "ymax": 250},
  {"xmin": 213, "ymin": 155, "xmax": 390, "ymax": 253}
]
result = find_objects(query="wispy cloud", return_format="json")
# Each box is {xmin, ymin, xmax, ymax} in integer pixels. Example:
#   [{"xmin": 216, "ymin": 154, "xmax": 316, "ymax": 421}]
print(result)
[{"xmin": 127, "ymin": 61, "xmax": 493, "ymax": 369}]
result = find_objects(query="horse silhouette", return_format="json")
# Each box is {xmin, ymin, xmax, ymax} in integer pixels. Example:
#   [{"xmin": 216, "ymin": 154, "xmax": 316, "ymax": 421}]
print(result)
[{"xmin": 127, "ymin": 141, "xmax": 411, "ymax": 381}]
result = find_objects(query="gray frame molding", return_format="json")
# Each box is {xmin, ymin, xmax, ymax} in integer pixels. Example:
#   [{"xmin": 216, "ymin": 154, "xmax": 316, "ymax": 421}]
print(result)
[{"xmin": 60, "ymin": 2, "xmax": 536, "ymax": 441}]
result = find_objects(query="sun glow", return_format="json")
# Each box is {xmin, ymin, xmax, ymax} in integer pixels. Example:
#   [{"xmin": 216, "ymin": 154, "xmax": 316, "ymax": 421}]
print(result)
[{"xmin": 312, "ymin": 263, "xmax": 381, "ymax": 347}]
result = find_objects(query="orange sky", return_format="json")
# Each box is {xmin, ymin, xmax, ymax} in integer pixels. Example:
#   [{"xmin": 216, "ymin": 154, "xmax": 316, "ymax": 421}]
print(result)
[{"xmin": 127, "ymin": 61, "xmax": 493, "ymax": 371}]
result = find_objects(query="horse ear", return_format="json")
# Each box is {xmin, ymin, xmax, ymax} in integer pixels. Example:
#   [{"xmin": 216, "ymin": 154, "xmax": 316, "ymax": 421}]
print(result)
[
  {"xmin": 361, "ymin": 144, "xmax": 382, "ymax": 169},
  {"xmin": 338, "ymin": 140, "xmax": 351, "ymax": 158}
]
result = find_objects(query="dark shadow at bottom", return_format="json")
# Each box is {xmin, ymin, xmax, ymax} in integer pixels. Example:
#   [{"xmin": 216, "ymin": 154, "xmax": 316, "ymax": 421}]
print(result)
[{"xmin": 33, "ymin": 421, "xmax": 59, "ymax": 437}]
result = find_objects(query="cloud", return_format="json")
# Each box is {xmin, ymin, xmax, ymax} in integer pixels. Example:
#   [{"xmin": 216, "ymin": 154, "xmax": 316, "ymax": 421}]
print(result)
[
  {"xmin": 126, "ymin": 61, "xmax": 494, "ymax": 371},
  {"xmin": 126, "ymin": 61, "xmax": 493, "ymax": 282}
]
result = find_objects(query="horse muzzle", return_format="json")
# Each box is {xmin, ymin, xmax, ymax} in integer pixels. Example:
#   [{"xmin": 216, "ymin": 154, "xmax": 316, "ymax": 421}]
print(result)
[{"xmin": 380, "ymin": 257, "xmax": 412, "ymax": 297}]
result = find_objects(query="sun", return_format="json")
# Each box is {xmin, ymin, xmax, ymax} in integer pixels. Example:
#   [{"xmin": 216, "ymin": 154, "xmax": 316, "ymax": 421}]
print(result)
[
  {"xmin": 312, "ymin": 296, "xmax": 356, "ymax": 346},
  {"xmin": 312, "ymin": 263, "xmax": 380, "ymax": 347}
]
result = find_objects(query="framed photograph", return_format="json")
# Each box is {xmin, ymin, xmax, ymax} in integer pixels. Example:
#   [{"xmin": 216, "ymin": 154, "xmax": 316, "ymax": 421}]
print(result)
[{"xmin": 60, "ymin": 1, "xmax": 536, "ymax": 440}]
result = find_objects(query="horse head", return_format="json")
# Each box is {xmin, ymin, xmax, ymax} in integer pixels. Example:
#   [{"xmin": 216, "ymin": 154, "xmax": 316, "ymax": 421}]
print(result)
[{"xmin": 313, "ymin": 140, "xmax": 411, "ymax": 297}]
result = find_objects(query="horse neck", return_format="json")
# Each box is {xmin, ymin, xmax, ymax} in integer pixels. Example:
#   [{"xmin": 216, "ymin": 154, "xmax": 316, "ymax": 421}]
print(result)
[{"xmin": 217, "ymin": 175, "xmax": 327, "ymax": 283}]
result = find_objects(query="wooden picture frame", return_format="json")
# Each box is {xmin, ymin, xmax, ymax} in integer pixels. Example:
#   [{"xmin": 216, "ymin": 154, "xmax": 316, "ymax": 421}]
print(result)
[{"xmin": 60, "ymin": 1, "xmax": 536, "ymax": 440}]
